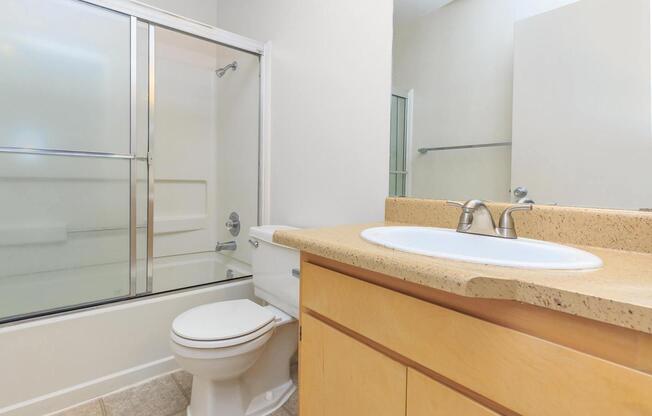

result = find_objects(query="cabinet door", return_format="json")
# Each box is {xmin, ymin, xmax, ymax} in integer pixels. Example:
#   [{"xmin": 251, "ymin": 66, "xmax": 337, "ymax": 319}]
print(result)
[
  {"xmin": 300, "ymin": 313, "xmax": 407, "ymax": 416},
  {"xmin": 407, "ymin": 369, "xmax": 499, "ymax": 416}
]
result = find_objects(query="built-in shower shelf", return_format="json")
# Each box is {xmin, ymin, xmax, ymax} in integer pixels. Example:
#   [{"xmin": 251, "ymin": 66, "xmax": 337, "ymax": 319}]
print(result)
[{"xmin": 154, "ymin": 215, "xmax": 207, "ymax": 234}]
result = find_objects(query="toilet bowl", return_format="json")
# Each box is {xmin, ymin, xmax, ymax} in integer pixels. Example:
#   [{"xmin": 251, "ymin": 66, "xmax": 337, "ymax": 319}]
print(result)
[{"xmin": 170, "ymin": 225, "xmax": 300, "ymax": 416}]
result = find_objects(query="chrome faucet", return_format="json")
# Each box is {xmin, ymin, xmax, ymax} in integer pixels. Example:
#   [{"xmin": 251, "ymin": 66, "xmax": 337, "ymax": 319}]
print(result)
[
  {"xmin": 446, "ymin": 200, "xmax": 532, "ymax": 239},
  {"xmin": 216, "ymin": 240, "xmax": 237, "ymax": 252}
]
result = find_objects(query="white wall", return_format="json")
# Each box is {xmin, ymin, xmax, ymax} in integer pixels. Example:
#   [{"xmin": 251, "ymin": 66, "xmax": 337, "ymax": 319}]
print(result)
[
  {"xmin": 512, "ymin": 0, "xmax": 652, "ymax": 210},
  {"xmin": 216, "ymin": 0, "xmax": 394, "ymax": 227},
  {"xmin": 515, "ymin": 0, "xmax": 579, "ymax": 20},
  {"xmin": 392, "ymin": 0, "xmax": 583, "ymax": 202}
]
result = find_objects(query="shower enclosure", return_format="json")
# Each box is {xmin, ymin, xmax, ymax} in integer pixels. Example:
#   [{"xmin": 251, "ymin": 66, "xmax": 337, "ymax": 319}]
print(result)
[{"xmin": 0, "ymin": 0, "xmax": 267, "ymax": 323}]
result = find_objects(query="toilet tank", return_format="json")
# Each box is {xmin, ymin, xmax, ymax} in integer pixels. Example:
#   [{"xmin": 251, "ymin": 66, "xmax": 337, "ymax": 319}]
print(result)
[{"xmin": 249, "ymin": 226, "xmax": 300, "ymax": 318}]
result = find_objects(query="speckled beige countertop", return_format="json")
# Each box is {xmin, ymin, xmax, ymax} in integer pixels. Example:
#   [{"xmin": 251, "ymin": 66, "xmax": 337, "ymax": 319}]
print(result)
[{"xmin": 274, "ymin": 199, "xmax": 652, "ymax": 334}]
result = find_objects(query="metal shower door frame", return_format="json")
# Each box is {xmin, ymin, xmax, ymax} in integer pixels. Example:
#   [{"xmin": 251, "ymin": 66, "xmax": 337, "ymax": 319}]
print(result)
[{"xmin": 0, "ymin": 0, "xmax": 269, "ymax": 324}]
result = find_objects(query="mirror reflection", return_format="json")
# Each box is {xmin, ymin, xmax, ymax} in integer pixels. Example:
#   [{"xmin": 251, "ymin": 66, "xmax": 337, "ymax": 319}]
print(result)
[{"xmin": 391, "ymin": 0, "xmax": 652, "ymax": 210}]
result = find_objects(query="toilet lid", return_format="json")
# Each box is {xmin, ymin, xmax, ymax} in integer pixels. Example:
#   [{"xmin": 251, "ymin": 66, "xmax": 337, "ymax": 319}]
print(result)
[{"xmin": 172, "ymin": 299, "xmax": 275, "ymax": 342}]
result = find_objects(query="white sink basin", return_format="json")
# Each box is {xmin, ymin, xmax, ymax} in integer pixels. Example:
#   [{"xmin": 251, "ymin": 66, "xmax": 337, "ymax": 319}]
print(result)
[{"xmin": 361, "ymin": 226, "xmax": 602, "ymax": 270}]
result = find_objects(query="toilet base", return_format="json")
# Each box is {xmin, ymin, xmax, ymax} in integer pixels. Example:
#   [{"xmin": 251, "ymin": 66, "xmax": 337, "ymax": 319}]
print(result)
[
  {"xmin": 245, "ymin": 379, "xmax": 295, "ymax": 416},
  {"xmin": 185, "ymin": 379, "xmax": 295, "ymax": 416},
  {"xmin": 178, "ymin": 319, "xmax": 299, "ymax": 416}
]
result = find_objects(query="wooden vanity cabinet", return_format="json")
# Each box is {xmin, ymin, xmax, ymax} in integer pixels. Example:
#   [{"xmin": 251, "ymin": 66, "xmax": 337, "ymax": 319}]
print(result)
[
  {"xmin": 299, "ymin": 310, "xmax": 496, "ymax": 416},
  {"xmin": 298, "ymin": 255, "xmax": 652, "ymax": 416}
]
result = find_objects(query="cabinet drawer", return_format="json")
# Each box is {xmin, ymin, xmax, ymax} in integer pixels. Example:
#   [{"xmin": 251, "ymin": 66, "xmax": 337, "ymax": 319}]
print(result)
[
  {"xmin": 301, "ymin": 261, "xmax": 652, "ymax": 416},
  {"xmin": 407, "ymin": 368, "xmax": 499, "ymax": 416},
  {"xmin": 299, "ymin": 313, "xmax": 406, "ymax": 416}
]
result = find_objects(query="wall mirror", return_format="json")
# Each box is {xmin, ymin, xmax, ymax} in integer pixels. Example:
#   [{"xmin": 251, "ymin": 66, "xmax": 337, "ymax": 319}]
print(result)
[{"xmin": 390, "ymin": 0, "xmax": 652, "ymax": 211}]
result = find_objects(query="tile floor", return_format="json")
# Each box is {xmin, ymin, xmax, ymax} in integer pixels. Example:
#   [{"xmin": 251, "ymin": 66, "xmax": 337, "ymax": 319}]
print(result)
[{"xmin": 52, "ymin": 365, "xmax": 298, "ymax": 416}]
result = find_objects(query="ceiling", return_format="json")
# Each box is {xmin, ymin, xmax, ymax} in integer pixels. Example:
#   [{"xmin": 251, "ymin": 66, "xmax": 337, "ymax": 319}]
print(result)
[{"xmin": 394, "ymin": 0, "xmax": 455, "ymax": 24}]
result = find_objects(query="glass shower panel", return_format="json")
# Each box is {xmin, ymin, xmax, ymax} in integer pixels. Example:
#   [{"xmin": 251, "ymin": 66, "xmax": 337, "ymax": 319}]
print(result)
[
  {"xmin": 389, "ymin": 96, "xmax": 398, "ymax": 176},
  {"xmin": 135, "ymin": 21, "xmax": 150, "ymax": 293},
  {"xmin": 396, "ymin": 98, "xmax": 407, "ymax": 174},
  {"xmin": 136, "ymin": 160, "xmax": 149, "ymax": 293},
  {"xmin": 0, "ymin": 0, "xmax": 264, "ymax": 322},
  {"xmin": 0, "ymin": 0, "xmax": 139, "ymax": 322},
  {"xmin": 0, "ymin": 154, "xmax": 131, "ymax": 320},
  {"xmin": 389, "ymin": 173, "xmax": 398, "ymax": 197},
  {"xmin": 389, "ymin": 95, "xmax": 407, "ymax": 197},
  {"xmin": 151, "ymin": 27, "xmax": 260, "ymax": 293},
  {"xmin": 0, "ymin": 0, "xmax": 130, "ymax": 154}
]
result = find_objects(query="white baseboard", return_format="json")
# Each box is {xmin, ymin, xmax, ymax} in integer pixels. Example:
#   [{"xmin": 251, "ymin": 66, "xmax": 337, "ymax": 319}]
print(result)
[{"xmin": 1, "ymin": 356, "xmax": 179, "ymax": 416}]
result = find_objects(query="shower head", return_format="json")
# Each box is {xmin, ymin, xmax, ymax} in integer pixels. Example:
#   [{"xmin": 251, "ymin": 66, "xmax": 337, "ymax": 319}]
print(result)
[{"xmin": 216, "ymin": 61, "xmax": 238, "ymax": 78}]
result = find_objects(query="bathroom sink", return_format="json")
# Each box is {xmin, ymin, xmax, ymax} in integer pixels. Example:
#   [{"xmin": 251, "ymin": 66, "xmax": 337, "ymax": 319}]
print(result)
[{"xmin": 360, "ymin": 226, "xmax": 602, "ymax": 270}]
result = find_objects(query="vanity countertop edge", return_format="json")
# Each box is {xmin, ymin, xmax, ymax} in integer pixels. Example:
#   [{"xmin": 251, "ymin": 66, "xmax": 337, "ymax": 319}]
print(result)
[{"xmin": 274, "ymin": 222, "xmax": 652, "ymax": 335}]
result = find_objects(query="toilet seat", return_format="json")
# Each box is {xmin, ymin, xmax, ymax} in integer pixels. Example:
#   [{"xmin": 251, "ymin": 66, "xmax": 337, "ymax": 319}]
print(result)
[{"xmin": 171, "ymin": 299, "xmax": 276, "ymax": 349}]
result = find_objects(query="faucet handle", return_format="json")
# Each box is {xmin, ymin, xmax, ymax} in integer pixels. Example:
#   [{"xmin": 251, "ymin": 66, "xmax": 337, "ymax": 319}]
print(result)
[
  {"xmin": 447, "ymin": 199, "xmax": 488, "ymax": 212},
  {"xmin": 502, "ymin": 203, "xmax": 533, "ymax": 215},
  {"xmin": 446, "ymin": 200, "xmax": 465, "ymax": 209},
  {"xmin": 447, "ymin": 200, "xmax": 476, "ymax": 230},
  {"xmin": 497, "ymin": 204, "xmax": 532, "ymax": 238}
]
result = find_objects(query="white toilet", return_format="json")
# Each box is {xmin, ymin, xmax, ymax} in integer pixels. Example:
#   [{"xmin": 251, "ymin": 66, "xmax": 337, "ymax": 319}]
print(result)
[{"xmin": 170, "ymin": 225, "xmax": 300, "ymax": 416}]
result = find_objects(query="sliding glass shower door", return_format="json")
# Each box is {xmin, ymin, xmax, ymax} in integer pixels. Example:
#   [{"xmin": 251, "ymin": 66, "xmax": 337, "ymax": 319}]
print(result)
[
  {"xmin": 150, "ymin": 27, "xmax": 260, "ymax": 293},
  {"xmin": 0, "ymin": 0, "xmax": 147, "ymax": 321},
  {"xmin": 0, "ymin": 0, "xmax": 262, "ymax": 323}
]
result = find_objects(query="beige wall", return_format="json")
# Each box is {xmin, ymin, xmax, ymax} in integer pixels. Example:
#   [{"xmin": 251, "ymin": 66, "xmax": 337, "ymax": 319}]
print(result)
[{"xmin": 216, "ymin": 0, "xmax": 394, "ymax": 228}]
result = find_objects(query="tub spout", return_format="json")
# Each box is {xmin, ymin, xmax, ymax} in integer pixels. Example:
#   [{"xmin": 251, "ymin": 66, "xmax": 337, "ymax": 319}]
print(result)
[{"xmin": 216, "ymin": 241, "xmax": 237, "ymax": 252}]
